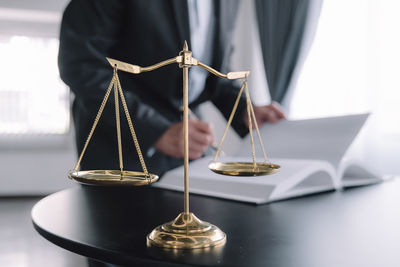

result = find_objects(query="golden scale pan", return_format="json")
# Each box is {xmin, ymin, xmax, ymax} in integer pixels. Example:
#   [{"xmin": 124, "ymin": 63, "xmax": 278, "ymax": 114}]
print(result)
[
  {"xmin": 207, "ymin": 74, "xmax": 280, "ymax": 176},
  {"xmin": 68, "ymin": 42, "xmax": 280, "ymax": 249},
  {"xmin": 68, "ymin": 66, "xmax": 159, "ymax": 186}
]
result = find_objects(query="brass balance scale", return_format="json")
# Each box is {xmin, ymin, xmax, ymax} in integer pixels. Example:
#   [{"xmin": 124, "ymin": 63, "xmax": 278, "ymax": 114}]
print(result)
[{"xmin": 68, "ymin": 42, "xmax": 280, "ymax": 249}]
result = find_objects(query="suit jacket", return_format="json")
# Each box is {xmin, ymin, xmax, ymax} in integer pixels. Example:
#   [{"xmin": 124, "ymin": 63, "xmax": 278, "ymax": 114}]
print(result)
[{"xmin": 59, "ymin": 0, "xmax": 247, "ymax": 176}]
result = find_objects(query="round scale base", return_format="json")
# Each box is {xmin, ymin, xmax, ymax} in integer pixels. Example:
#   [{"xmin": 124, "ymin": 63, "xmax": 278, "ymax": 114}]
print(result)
[
  {"xmin": 68, "ymin": 170, "xmax": 159, "ymax": 186},
  {"xmin": 147, "ymin": 212, "xmax": 226, "ymax": 249},
  {"xmin": 208, "ymin": 161, "xmax": 280, "ymax": 176}
]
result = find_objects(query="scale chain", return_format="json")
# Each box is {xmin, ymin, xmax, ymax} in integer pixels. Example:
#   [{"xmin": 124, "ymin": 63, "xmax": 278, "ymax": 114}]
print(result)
[
  {"xmin": 115, "ymin": 72, "xmax": 150, "ymax": 178},
  {"xmin": 113, "ymin": 66, "xmax": 124, "ymax": 176},
  {"xmin": 73, "ymin": 76, "xmax": 116, "ymax": 172},
  {"xmin": 247, "ymin": 83, "xmax": 269, "ymax": 164},
  {"xmin": 212, "ymin": 81, "xmax": 246, "ymax": 162},
  {"xmin": 245, "ymin": 84, "xmax": 257, "ymax": 171}
]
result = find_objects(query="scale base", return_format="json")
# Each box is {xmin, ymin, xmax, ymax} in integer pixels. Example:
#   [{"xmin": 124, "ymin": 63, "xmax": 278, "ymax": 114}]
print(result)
[{"xmin": 147, "ymin": 212, "xmax": 226, "ymax": 249}]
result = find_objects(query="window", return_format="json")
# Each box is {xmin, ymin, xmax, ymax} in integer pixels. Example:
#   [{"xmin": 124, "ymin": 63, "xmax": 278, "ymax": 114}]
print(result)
[
  {"xmin": 288, "ymin": 0, "xmax": 400, "ymax": 174},
  {"xmin": 0, "ymin": 35, "xmax": 69, "ymax": 135},
  {"xmin": 289, "ymin": 0, "xmax": 400, "ymax": 131}
]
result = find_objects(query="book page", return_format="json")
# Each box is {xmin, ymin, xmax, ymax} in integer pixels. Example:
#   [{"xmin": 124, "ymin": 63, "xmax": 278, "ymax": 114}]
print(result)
[
  {"xmin": 155, "ymin": 156, "xmax": 336, "ymax": 204},
  {"xmin": 236, "ymin": 114, "xmax": 369, "ymax": 169},
  {"xmin": 338, "ymin": 157, "xmax": 383, "ymax": 187}
]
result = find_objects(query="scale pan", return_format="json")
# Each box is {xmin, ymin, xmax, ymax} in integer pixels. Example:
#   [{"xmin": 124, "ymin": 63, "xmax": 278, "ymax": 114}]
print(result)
[
  {"xmin": 208, "ymin": 161, "xmax": 280, "ymax": 176},
  {"xmin": 68, "ymin": 170, "xmax": 159, "ymax": 186}
]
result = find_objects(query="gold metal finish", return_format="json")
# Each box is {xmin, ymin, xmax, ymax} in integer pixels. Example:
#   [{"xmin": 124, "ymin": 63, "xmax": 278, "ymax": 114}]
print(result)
[
  {"xmin": 213, "ymin": 82, "xmax": 245, "ymax": 161},
  {"xmin": 73, "ymin": 76, "xmax": 115, "ymax": 172},
  {"xmin": 107, "ymin": 45, "xmax": 273, "ymax": 179},
  {"xmin": 211, "ymin": 79, "xmax": 280, "ymax": 176},
  {"xmin": 106, "ymin": 57, "xmax": 180, "ymax": 74},
  {"xmin": 70, "ymin": 66, "xmax": 157, "ymax": 186},
  {"xmin": 115, "ymin": 72, "xmax": 150, "ymax": 176},
  {"xmin": 77, "ymin": 40, "xmax": 281, "ymax": 249},
  {"xmin": 68, "ymin": 170, "xmax": 158, "ymax": 186},
  {"xmin": 147, "ymin": 212, "xmax": 226, "ymax": 249},
  {"xmin": 197, "ymin": 61, "xmax": 249, "ymax": 80},
  {"xmin": 182, "ymin": 41, "xmax": 190, "ymax": 215},
  {"xmin": 246, "ymin": 83, "xmax": 257, "ymax": 170},
  {"xmin": 107, "ymin": 53, "xmax": 248, "ymax": 80},
  {"xmin": 141, "ymin": 42, "xmax": 227, "ymax": 249},
  {"xmin": 208, "ymin": 161, "xmax": 280, "ymax": 176},
  {"xmin": 114, "ymin": 69, "xmax": 124, "ymax": 172}
]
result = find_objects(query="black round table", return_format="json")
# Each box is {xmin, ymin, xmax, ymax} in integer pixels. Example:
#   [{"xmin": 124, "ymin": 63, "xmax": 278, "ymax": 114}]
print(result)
[{"xmin": 32, "ymin": 179, "xmax": 400, "ymax": 267}]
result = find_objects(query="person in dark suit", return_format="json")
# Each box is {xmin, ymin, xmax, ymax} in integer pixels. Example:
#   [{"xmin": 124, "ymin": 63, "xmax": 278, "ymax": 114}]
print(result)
[{"xmin": 59, "ymin": 0, "xmax": 285, "ymax": 177}]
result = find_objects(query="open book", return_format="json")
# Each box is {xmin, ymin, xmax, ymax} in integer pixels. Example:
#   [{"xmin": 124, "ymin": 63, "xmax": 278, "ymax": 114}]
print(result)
[{"xmin": 154, "ymin": 114, "xmax": 383, "ymax": 204}]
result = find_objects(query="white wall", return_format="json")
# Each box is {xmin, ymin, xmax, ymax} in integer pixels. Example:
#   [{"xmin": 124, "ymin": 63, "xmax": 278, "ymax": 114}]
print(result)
[{"xmin": 0, "ymin": 135, "xmax": 77, "ymax": 196}]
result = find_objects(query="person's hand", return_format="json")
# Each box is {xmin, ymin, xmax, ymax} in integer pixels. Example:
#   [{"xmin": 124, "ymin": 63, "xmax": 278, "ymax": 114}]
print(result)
[
  {"xmin": 154, "ymin": 118, "xmax": 214, "ymax": 160},
  {"xmin": 244, "ymin": 102, "xmax": 286, "ymax": 127}
]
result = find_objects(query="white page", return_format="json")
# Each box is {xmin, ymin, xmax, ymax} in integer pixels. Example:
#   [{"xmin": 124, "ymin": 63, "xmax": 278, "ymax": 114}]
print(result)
[
  {"xmin": 155, "ymin": 156, "xmax": 336, "ymax": 204},
  {"xmin": 337, "ymin": 157, "xmax": 383, "ymax": 187},
  {"xmin": 236, "ymin": 114, "xmax": 369, "ymax": 168}
]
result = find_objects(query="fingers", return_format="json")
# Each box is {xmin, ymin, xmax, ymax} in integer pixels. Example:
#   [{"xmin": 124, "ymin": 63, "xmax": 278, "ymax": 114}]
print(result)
[
  {"xmin": 269, "ymin": 102, "xmax": 286, "ymax": 119},
  {"xmin": 189, "ymin": 119, "xmax": 214, "ymax": 145},
  {"xmin": 263, "ymin": 109, "xmax": 279, "ymax": 123},
  {"xmin": 154, "ymin": 122, "xmax": 184, "ymax": 158},
  {"xmin": 154, "ymin": 119, "xmax": 215, "ymax": 160},
  {"xmin": 247, "ymin": 103, "xmax": 286, "ymax": 126},
  {"xmin": 191, "ymin": 119, "xmax": 213, "ymax": 135},
  {"xmin": 188, "ymin": 119, "xmax": 214, "ymax": 159},
  {"xmin": 188, "ymin": 143, "xmax": 206, "ymax": 159}
]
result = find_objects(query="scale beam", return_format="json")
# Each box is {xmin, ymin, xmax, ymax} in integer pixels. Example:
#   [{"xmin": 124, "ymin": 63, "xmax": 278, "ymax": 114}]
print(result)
[
  {"xmin": 71, "ymin": 41, "xmax": 279, "ymax": 250},
  {"xmin": 107, "ymin": 56, "xmax": 249, "ymax": 80},
  {"xmin": 106, "ymin": 57, "xmax": 180, "ymax": 74}
]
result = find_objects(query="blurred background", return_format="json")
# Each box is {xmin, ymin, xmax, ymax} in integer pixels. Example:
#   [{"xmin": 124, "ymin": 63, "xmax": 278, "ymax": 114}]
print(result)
[
  {"xmin": 0, "ymin": 0, "xmax": 73, "ymax": 196},
  {"xmin": 0, "ymin": 0, "xmax": 399, "ymax": 266}
]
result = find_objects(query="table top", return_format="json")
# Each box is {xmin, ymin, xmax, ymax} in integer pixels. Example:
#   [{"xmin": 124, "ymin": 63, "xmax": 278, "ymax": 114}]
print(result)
[{"xmin": 32, "ymin": 178, "xmax": 400, "ymax": 267}]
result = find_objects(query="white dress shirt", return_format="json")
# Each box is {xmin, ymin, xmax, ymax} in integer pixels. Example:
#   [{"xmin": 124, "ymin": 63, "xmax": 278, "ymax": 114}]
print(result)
[{"xmin": 187, "ymin": 0, "xmax": 215, "ymax": 103}]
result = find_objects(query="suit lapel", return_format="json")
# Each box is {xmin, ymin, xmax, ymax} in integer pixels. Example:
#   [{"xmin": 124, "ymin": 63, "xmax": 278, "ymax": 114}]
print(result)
[{"xmin": 171, "ymin": 0, "xmax": 191, "ymax": 49}]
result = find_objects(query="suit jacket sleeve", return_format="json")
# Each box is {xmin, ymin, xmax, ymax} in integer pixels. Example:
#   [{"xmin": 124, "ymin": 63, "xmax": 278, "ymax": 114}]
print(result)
[
  {"xmin": 58, "ymin": 0, "xmax": 171, "ymax": 153},
  {"xmin": 206, "ymin": 41, "xmax": 248, "ymax": 138},
  {"xmin": 210, "ymin": 78, "xmax": 248, "ymax": 137}
]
